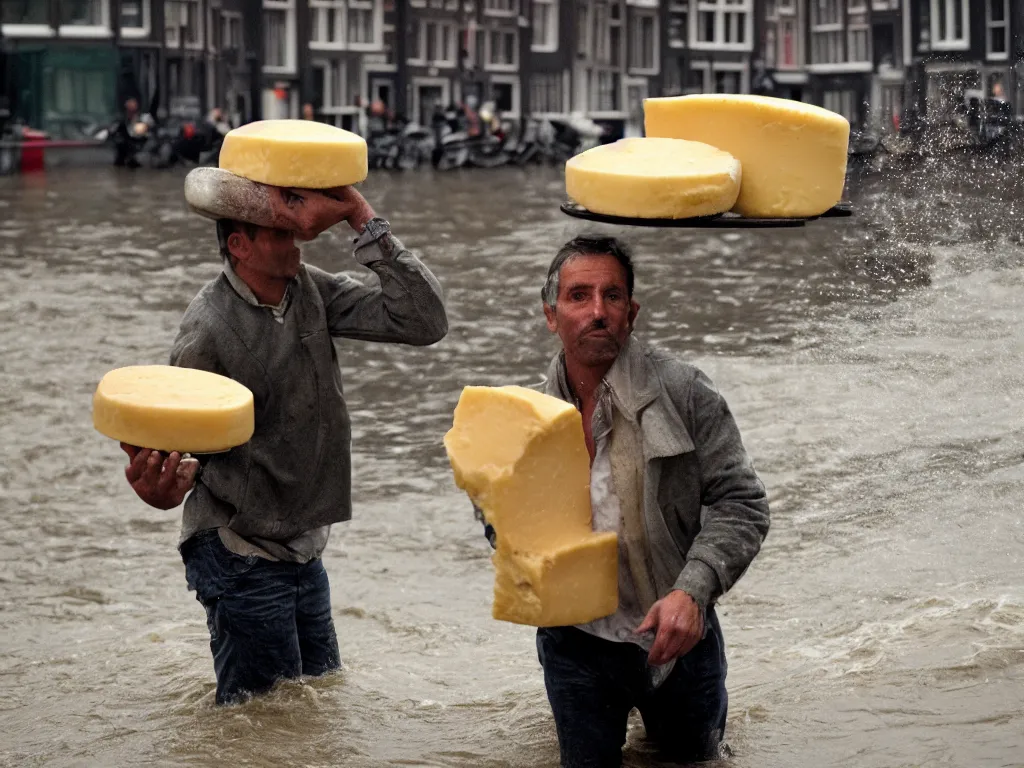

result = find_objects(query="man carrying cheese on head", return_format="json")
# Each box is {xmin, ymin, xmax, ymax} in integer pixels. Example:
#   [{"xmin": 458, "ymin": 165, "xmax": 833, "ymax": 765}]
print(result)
[
  {"xmin": 482, "ymin": 235, "xmax": 769, "ymax": 766},
  {"xmin": 119, "ymin": 122, "xmax": 448, "ymax": 706}
]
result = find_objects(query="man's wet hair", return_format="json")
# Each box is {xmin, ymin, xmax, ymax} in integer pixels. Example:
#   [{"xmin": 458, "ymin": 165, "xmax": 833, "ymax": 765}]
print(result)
[
  {"xmin": 542, "ymin": 235, "xmax": 635, "ymax": 307},
  {"xmin": 216, "ymin": 219, "xmax": 259, "ymax": 261}
]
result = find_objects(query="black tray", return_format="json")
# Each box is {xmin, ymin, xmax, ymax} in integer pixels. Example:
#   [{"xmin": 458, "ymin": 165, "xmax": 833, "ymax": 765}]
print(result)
[{"xmin": 560, "ymin": 201, "xmax": 853, "ymax": 229}]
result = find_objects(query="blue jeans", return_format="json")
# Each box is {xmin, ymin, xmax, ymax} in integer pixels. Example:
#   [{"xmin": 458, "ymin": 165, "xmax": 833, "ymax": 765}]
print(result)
[
  {"xmin": 536, "ymin": 607, "xmax": 728, "ymax": 768},
  {"xmin": 181, "ymin": 530, "xmax": 341, "ymax": 705}
]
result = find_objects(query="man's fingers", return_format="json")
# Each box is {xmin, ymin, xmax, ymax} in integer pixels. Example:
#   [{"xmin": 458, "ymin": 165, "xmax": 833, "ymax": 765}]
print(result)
[
  {"xmin": 156, "ymin": 452, "xmax": 182, "ymax": 494},
  {"xmin": 177, "ymin": 457, "xmax": 200, "ymax": 484},
  {"xmin": 125, "ymin": 448, "xmax": 152, "ymax": 483},
  {"xmin": 635, "ymin": 604, "xmax": 659, "ymax": 635},
  {"xmin": 120, "ymin": 442, "xmax": 140, "ymax": 461},
  {"xmin": 647, "ymin": 623, "xmax": 676, "ymax": 666}
]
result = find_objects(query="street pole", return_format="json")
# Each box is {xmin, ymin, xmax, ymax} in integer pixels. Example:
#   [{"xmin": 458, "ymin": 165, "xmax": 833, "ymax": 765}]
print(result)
[
  {"xmin": 246, "ymin": 0, "xmax": 264, "ymax": 122},
  {"xmin": 395, "ymin": 0, "xmax": 408, "ymax": 118}
]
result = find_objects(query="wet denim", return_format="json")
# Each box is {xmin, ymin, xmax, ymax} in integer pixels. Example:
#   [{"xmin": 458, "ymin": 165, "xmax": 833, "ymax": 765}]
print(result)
[
  {"xmin": 536, "ymin": 606, "xmax": 728, "ymax": 768},
  {"xmin": 181, "ymin": 529, "xmax": 341, "ymax": 705}
]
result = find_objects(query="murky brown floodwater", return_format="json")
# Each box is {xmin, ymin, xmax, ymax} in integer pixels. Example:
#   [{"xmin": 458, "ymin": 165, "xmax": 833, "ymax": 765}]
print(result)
[{"xmin": 1, "ymin": 156, "xmax": 1022, "ymax": 768}]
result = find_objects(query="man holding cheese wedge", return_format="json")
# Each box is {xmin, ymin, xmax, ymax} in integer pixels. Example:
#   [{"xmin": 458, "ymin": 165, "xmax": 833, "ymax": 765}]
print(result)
[
  {"xmin": 476, "ymin": 235, "xmax": 769, "ymax": 766},
  {"xmin": 117, "ymin": 121, "xmax": 449, "ymax": 706}
]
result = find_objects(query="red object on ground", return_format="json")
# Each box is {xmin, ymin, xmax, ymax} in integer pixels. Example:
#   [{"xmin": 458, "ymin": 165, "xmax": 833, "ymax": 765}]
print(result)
[{"xmin": 19, "ymin": 128, "xmax": 49, "ymax": 173}]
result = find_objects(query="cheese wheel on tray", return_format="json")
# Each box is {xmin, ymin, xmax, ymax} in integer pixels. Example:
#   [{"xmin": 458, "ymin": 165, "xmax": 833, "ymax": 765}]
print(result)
[
  {"xmin": 444, "ymin": 385, "xmax": 619, "ymax": 627},
  {"xmin": 219, "ymin": 119, "xmax": 368, "ymax": 189},
  {"xmin": 93, "ymin": 365, "xmax": 254, "ymax": 454},
  {"xmin": 565, "ymin": 137, "xmax": 741, "ymax": 219},
  {"xmin": 644, "ymin": 94, "xmax": 850, "ymax": 218}
]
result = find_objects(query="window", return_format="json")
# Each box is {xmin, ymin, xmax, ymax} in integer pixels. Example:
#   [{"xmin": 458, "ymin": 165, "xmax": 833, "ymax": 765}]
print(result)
[
  {"xmin": 484, "ymin": 0, "xmax": 516, "ymax": 14},
  {"xmin": 823, "ymin": 89, "xmax": 857, "ymax": 122},
  {"xmin": 264, "ymin": 1, "xmax": 296, "ymax": 71},
  {"xmin": 409, "ymin": 20, "xmax": 457, "ymax": 65},
  {"xmin": 930, "ymin": 0, "xmax": 968, "ymax": 49},
  {"xmin": 383, "ymin": 23, "xmax": 395, "ymax": 64},
  {"xmin": 348, "ymin": 0, "xmax": 374, "ymax": 45},
  {"xmin": 532, "ymin": 0, "xmax": 558, "ymax": 52},
  {"xmin": 531, "ymin": 72, "xmax": 564, "ymax": 113},
  {"xmin": 223, "ymin": 12, "xmax": 242, "ymax": 49},
  {"xmin": 847, "ymin": 13, "xmax": 870, "ymax": 62},
  {"xmin": 120, "ymin": 0, "xmax": 146, "ymax": 30},
  {"xmin": 311, "ymin": 60, "xmax": 348, "ymax": 108},
  {"xmin": 207, "ymin": 3, "xmax": 221, "ymax": 50},
  {"xmin": 491, "ymin": 77, "xmax": 518, "ymax": 114},
  {"xmin": 713, "ymin": 69, "xmax": 740, "ymax": 93},
  {"xmin": 595, "ymin": 70, "xmax": 620, "ymax": 111},
  {"xmin": 591, "ymin": 0, "xmax": 623, "ymax": 66},
  {"xmin": 165, "ymin": 0, "xmax": 201, "ymax": 48},
  {"xmin": 486, "ymin": 29, "xmax": 517, "ymax": 69},
  {"xmin": 986, "ymin": 0, "xmax": 1008, "ymax": 59},
  {"xmin": 811, "ymin": 0, "xmax": 843, "ymax": 65},
  {"xmin": 668, "ymin": 1, "xmax": 687, "ymax": 48},
  {"xmin": 779, "ymin": 17, "xmax": 797, "ymax": 67},
  {"xmin": 577, "ymin": 2, "xmax": 590, "ymax": 56},
  {"xmin": 693, "ymin": 0, "xmax": 752, "ymax": 50},
  {"xmin": 59, "ymin": 0, "xmax": 104, "ymax": 26},
  {"xmin": 311, "ymin": 0, "xmax": 343, "ymax": 45},
  {"xmin": 407, "ymin": 18, "xmax": 421, "ymax": 60},
  {"xmin": 1, "ymin": 1, "xmax": 52, "ymax": 24},
  {"xmin": 628, "ymin": 11, "xmax": 657, "ymax": 73}
]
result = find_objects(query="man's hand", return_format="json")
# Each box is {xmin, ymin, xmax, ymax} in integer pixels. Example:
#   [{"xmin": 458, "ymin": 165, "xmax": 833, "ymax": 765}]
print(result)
[
  {"xmin": 635, "ymin": 589, "xmax": 704, "ymax": 666},
  {"xmin": 275, "ymin": 186, "xmax": 376, "ymax": 241},
  {"xmin": 121, "ymin": 443, "xmax": 199, "ymax": 510}
]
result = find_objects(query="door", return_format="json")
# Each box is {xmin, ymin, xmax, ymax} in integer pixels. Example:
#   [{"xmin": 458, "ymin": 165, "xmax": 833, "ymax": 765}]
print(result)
[
  {"xmin": 369, "ymin": 77, "xmax": 393, "ymax": 110},
  {"xmin": 416, "ymin": 85, "xmax": 444, "ymax": 125}
]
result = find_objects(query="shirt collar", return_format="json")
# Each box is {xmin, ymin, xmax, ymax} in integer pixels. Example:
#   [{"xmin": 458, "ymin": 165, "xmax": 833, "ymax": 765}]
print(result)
[
  {"xmin": 554, "ymin": 335, "xmax": 646, "ymax": 421},
  {"xmin": 221, "ymin": 258, "xmax": 295, "ymax": 319}
]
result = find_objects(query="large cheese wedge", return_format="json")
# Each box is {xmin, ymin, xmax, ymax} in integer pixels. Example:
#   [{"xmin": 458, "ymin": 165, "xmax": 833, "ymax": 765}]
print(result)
[
  {"xmin": 219, "ymin": 119, "xmax": 368, "ymax": 189},
  {"xmin": 644, "ymin": 94, "xmax": 850, "ymax": 218},
  {"xmin": 93, "ymin": 365, "xmax": 254, "ymax": 454},
  {"xmin": 565, "ymin": 137, "xmax": 741, "ymax": 219},
  {"xmin": 444, "ymin": 385, "xmax": 618, "ymax": 627}
]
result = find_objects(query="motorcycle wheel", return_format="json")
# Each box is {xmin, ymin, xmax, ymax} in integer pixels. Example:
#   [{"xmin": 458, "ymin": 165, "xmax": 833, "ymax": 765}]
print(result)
[{"xmin": 397, "ymin": 146, "xmax": 421, "ymax": 171}]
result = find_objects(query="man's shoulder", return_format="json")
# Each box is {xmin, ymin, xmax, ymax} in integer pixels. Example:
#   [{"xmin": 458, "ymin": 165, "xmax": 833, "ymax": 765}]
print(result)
[
  {"xmin": 179, "ymin": 273, "xmax": 232, "ymax": 325},
  {"xmin": 638, "ymin": 340, "xmax": 706, "ymax": 392}
]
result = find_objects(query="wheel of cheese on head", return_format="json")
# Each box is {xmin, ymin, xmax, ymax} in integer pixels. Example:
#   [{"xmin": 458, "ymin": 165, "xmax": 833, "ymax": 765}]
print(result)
[
  {"xmin": 219, "ymin": 119, "xmax": 368, "ymax": 189},
  {"xmin": 644, "ymin": 94, "xmax": 850, "ymax": 218},
  {"xmin": 565, "ymin": 137, "xmax": 741, "ymax": 220},
  {"xmin": 93, "ymin": 365, "xmax": 255, "ymax": 454}
]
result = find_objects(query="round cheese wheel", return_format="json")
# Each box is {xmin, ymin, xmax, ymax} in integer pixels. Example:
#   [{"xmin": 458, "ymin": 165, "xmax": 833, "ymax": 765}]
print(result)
[
  {"xmin": 644, "ymin": 94, "xmax": 850, "ymax": 218},
  {"xmin": 219, "ymin": 119, "xmax": 368, "ymax": 189},
  {"xmin": 565, "ymin": 137, "xmax": 741, "ymax": 220},
  {"xmin": 93, "ymin": 366, "xmax": 255, "ymax": 454}
]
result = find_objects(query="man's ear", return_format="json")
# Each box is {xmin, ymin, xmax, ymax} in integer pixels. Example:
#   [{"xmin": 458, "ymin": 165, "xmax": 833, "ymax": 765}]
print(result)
[
  {"xmin": 228, "ymin": 231, "xmax": 251, "ymax": 263},
  {"xmin": 628, "ymin": 299, "xmax": 640, "ymax": 331},
  {"xmin": 543, "ymin": 302, "xmax": 558, "ymax": 333}
]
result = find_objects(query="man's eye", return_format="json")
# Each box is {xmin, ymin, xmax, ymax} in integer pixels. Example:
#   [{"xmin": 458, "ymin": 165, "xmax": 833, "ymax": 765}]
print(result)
[{"xmin": 570, "ymin": 292, "xmax": 586, "ymax": 301}]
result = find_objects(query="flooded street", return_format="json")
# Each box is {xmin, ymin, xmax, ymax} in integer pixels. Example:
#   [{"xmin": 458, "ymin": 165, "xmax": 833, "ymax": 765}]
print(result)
[{"xmin": 1, "ymin": 158, "xmax": 1022, "ymax": 768}]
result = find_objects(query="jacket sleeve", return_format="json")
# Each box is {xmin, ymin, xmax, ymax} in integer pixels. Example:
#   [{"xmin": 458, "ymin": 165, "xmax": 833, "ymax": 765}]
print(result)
[
  {"xmin": 673, "ymin": 369, "xmax": 770, "ymax": 608},
  {"xmin": 309, "ymin": 231, "xmax": 448, "ymax": 346}
]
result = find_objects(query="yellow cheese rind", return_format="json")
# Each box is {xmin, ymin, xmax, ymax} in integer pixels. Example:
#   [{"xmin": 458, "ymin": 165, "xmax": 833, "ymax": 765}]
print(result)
[
  {"xmin": 444, "ymin": 385, "xmax": 618, "ymax": 627},
  {"xmin": 92, "ymin": 365, "xmax": 255, "ymax": 453},
  {"xmin": 219, "ymin": 119, "xmax": 368, "ymax": 189},
  {"xmin": 565, "ymin": 137, "xmax": 741, "ymax": 219},
  {"xmin": 493, "ymin": 535, "xmax": 619, "ymax": 627},
  {"xmin": 644, "ymin": 94, "xmax": 850, "ymax": 218}
]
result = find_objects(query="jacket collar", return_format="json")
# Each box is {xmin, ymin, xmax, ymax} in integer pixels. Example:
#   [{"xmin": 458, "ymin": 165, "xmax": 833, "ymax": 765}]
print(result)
[{"xmin": 544, "ymin": 335, "xmax": 694, "ymax": 460}]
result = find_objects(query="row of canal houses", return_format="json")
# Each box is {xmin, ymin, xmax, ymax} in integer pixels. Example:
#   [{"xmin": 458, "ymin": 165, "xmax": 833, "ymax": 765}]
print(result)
[{"xmin": 1, "ymin": 1, "xmax": 1022, "ymax": 140}]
